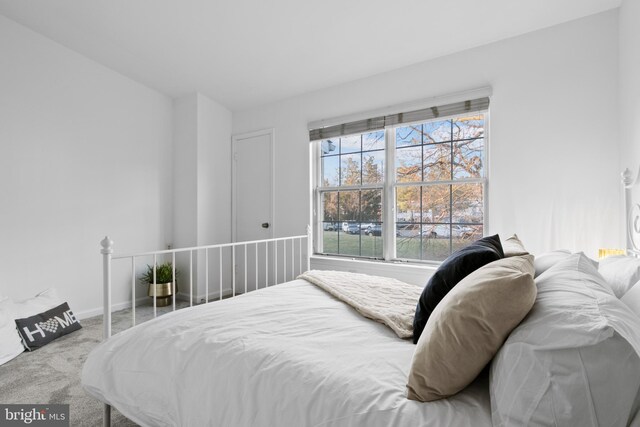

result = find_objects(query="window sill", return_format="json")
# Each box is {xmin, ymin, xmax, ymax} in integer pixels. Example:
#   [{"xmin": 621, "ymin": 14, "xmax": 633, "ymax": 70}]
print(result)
[{"xmin": 309, "ymin": 255, "xmax": 437, "ymax": 286}]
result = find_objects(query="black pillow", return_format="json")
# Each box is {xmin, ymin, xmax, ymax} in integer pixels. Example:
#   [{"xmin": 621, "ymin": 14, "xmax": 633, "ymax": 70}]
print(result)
[
  {"xmin": 412, "ymin": 234, "xmax": 504, "ymax": 344},
  {"xmin": 15, "ymin": 302, "xmax": 82, "ymax": 350}
]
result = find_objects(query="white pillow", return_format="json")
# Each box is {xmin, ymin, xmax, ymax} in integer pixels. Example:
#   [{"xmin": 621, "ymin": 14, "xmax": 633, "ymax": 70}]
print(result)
[
  {"xmin": 621, "ymin": 280, "xmax": 640, "ymax": 318},
  {"xmin": 533, "ymin": 249, "xmax": 571, "ymax": 277},
  {"xmin": 599, "ymin": 255, "xmax": 640, "ymax": 298},
  {"xmin": 502, "ymin": 234, "xmax": 529, "ymax": 257},
  {"xmin": 491, "ymin": 253, "xmax": 640, "ymax": 427},
  {"xmin": 13, "ymin": 288, "xmax": 62, "ymax": 318},
  {"xmin": 0, "ymin": 297, "xmax": 25, "ymax": 366},
  {"xmin": 0, "ymin": 288, "xmax": 63, "ymax": 365}
]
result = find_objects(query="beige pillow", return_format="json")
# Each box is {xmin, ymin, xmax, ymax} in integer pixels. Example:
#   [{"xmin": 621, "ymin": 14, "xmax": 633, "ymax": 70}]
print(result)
[
  {"xmin": 406, "ymin": 254, "xmax": 536, "ymax": 402},
  {"xmin": 502, "ymin": 234, "xmax": 528, "ymax": 257}
]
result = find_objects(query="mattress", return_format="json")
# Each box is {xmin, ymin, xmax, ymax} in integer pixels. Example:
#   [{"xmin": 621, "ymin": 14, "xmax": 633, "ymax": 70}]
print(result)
[{"xmin": 82, "ymin": 279, "xmax": 492, "ymax": 427}]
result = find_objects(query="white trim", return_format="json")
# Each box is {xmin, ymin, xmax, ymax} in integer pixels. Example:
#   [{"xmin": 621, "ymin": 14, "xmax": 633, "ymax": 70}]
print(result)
[
  {"xmin": 311, "ymin": 108, "xmax": 489, "ymax": 263},
  {"xmin": 308, "ymin": 86, "xmax": 492, "ymax": 131},
  {"xmin": 310, "ymin": 255, "xmax": 435, "ymax": 287},
  {"xmin": 384, "ymin": 126, "xmax": 396, "ymax": 259},
  {"xmin": 231, "ymin": 128, "xmax": 275, "ymax": 243},
  {"xmin": 75, "ymin": 296, "xmax": 147, "ymax": 320}
]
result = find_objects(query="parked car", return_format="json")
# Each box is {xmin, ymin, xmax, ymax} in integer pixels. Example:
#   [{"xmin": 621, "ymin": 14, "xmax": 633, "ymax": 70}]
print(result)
[
  {"xmin": 323, "ymin": 222, "xmax": 338, "ymax": 231},
  {"xmin": 422, "ymin": 224, "xmax": 475, "ymax": 239},
  {"xmin": 360, "ymin": 222, "xmax": 374, "ymax": 231},
  {"xmin": 344, "ymin": 223, "xmax": 361, "ymax": 234},
  {"xmin": 396, "ymin": 223, "xmax": 421, "ymax": 238},
  {"xmin": 365, "ymin": 224, "xmax": 382, "ymax": 236}
]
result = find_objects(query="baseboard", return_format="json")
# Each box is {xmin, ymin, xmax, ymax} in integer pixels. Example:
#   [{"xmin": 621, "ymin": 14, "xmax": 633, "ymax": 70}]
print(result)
[
  {"xmin": 74, "ymin": 296, "xmax": 147, "ymax": 320},
  {"xmin": 76, "ymin": 289, "xmax": 236, "ymax": 320}
]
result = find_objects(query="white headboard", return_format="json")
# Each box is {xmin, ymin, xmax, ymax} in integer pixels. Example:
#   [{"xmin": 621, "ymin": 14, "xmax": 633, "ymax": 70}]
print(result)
[{"xmin": 623, "ymin": 167, "xmax": 640, "ymax": 257}]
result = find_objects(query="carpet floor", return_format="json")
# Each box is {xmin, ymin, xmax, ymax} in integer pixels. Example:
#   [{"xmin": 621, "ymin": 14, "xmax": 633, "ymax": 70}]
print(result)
[{"xmin": 0, "ymin": 302, "xmax": 188, "ymax": 426}]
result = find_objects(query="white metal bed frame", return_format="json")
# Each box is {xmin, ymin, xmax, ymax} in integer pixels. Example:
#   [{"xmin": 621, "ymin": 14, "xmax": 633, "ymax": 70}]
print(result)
[
  {"xmin": 93, "ymin": 165, "xmax": 640, "ymax": 426},
  {"xmin": 98, "ymin": 229, "xmax": 311, "ymax": 426}
]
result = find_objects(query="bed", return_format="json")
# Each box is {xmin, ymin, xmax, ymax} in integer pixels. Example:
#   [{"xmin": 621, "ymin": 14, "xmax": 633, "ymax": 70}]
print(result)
[{"xmin": 82, "ymin": 168, "xmax": 640, "ymax": 427}]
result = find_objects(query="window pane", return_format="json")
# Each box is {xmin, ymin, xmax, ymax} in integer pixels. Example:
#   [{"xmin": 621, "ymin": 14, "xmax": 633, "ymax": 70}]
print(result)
[
  {"xmin": 338, "ymin": 191, "xmax": 359, "ymax": 221},
  {"xmin": 338, "ymin": 225, "xmax": 361, "ymax": 256},
  {"xmin": 453, "ymin": 138, "xmax": 483, "ymax": 179},
  {"xmin": 322, "ymin": 227, "xmax": 338, "ymax": 254},
  {"xmin": 396, "ymin": 186, "xmax": 421, "ymax": 223},
  {"xmin": 423, "ymin": 120, "xmax": 451, "ymax": 143},
  {"xmin": 423, "ymin": 143, "xmax": 451, "ymax": 181},
  {"xmin": 361, "ymin": 222, "xmax": 383, "ymax": 258},
  {"xmin": 396, "ymin": 146, "xmax": 422, "ymax": 182},
  {"xmin": 452, "ymin": 225, "xmax": 483, "ymax": 253},
  {"xmin": 321, "ymin": 155, "xmax": 340, "ymax": 186},
  {"xmin": 362, "ymin": 151, "xmax": 384, "ymax": 184},
  {"xmin": 453, "ymin": 115, "xmax": 484, "ymax": 141},
  {"xmin": 321, "ymin": 139, "xmax": 338, "ymax": 155},
  {"xmin": 363, "ymin": 131, "xmax": 384, "ymax": 151},
  {"xmin": 322, "ymin": 191, "xmax": 338, "ymax": 221},
  {"xmin": 361, "ymin": 189, "xmax": 382, "ymax": 222},
  {"xmin": 452, "ymin": 183, "xmax": 483, "ymax": 223},
  {"xmin": 421, "ymin": 231, "xmax": 451, "ymax": 262},
  {"xmin": 396, "ymin": 125, "xmax": 422, "ymax": 147},
  {"xmin": 340, "ymin": 154, "xmax": 361, "ymax": 186},
  {"xmin": 340, "ymin": 135, "xmax": 361, "ymax": 154},
  {"xmin": 396, "ymin": 223, "xmax": 421, "ymax": 260},
  {"xmin": 421, "ymin": 185, "xmax": 450, "ymax": 223}
]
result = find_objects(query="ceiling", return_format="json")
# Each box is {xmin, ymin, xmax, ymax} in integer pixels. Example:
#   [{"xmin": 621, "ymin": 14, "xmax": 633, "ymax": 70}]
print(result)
[{"xmin": 0, "ymin": 0, "xmax": 620, "ymax": 111}]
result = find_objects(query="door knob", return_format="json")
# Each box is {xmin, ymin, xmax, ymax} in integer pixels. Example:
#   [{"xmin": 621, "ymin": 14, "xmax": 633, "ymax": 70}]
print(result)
[{"xmin": 261, "ymin": 222, "xmax": 270, "ymax": 229}]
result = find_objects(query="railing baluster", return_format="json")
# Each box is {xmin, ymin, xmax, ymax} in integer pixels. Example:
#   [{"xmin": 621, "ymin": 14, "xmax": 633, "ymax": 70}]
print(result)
[
  {"xmin": 172, "ymin": 252, "xmax": 176, "ymax": 311},
  {"xmin": 255, "ymin": 243, "xmax": 258, "ymax": 291},
  {"xmin": 291, "ymin": 239, "xmax": 294, "ymax": 279},
  {"xmin": 298, "ymin": 238, "xmax": 302, "ymax": 277},
  {"xmin": 131, "ymin": 257, "xmax": 136, "ymax": 327},
  {"xmin": 153, "ymin": 254, "xmax": 157, "ymax": 318},
  {"xmin": 205, "ymin": 248, "xmax": 209, "ymax": 303},
  {"xmin": 189, "ymin": 250, "xmax": 193, "ymax": 307},
  {"xmin": 244, "ymin": 244, "xmax": 247, "ymax": 295},
  {"xmin": 283, "ymin": 240, "xmax": 286, "ymax": 283},
  {"xmin": 265, "ymin": 241, "xmax": 268, "ymax": 288},
  {"xmin": 219, "ymin": 248, "xmax": 223, "ymax": 301}
]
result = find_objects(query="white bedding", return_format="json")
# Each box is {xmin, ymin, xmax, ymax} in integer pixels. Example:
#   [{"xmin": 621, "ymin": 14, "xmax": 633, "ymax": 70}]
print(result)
[{"xmin": 82, "ymin": 279, "xmax": 492, "ymax": 427}]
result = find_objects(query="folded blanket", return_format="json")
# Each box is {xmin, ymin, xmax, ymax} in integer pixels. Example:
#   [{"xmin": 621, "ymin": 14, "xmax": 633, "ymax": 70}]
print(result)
[{"xmin": 298, "ymin": 270, "xmax": 422, "ymax": 339}]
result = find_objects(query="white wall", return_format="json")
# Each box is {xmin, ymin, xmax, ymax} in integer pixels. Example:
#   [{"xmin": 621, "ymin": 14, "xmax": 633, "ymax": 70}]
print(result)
[
  {"xmin": 0, "ymin": 15, "xmax": 174, "ymax": 317},
  {"xmin": 233, "ymin": 10, "xmax": 620, "ymax": 270},
  {"xmin": 172, "ymin": 93, "xmax": 232, "ymax": 301},
  {"xmin": 619, "ymin": 0, "xmax": 640, "ymax": 173}
]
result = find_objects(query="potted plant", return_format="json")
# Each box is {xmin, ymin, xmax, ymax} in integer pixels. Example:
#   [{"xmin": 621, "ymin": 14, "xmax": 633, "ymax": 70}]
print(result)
[{"xmin": 140, "ymin": 262, "xmax": 178, "ymax": 307}]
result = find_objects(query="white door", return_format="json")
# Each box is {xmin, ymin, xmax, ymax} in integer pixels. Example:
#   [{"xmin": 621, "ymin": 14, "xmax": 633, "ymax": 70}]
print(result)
[{"xmin": 232, "ymin": 129, "xmax": 274, "ymax": 243}]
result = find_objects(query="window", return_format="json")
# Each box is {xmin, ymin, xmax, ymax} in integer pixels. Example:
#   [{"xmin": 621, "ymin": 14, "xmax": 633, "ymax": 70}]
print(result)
[
  {"xmin": 394, "ymin": 117, "xmax": 484, "ymax": 261},
  {"xmin": 319, "ymin": 131, "xmax": 384, "ymax": 258},
  {"xmin": 312, "ymin": 96, "xmax": 488, "ymax": 263}
]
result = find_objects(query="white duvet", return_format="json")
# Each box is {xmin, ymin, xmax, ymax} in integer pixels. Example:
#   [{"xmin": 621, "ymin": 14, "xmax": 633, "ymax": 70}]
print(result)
[{"xmin": 82, "ymin": 279, "xmax": 491, "ymax": 427}]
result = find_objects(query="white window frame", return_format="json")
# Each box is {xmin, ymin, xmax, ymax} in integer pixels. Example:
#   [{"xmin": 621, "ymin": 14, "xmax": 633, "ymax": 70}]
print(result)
[{"xmin": 313, "ymin": 110, "xmax": 489, "ymax": 265}]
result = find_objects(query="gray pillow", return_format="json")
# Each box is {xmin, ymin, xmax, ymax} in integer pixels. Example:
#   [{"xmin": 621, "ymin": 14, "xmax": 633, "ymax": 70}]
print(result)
[{"xmin": 15, "ymin": 302, "xmax": 81, "ymax": 350}]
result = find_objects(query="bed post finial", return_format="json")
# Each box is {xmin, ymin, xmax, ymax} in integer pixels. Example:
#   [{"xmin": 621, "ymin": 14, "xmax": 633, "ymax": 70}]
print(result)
[
  {"xmin": 623, "ymin": 168, "xmax": 633, "ymax": 187},
  {"xmin": 101, "ymin": 236, "xmax": 114, "ymax": 254}
]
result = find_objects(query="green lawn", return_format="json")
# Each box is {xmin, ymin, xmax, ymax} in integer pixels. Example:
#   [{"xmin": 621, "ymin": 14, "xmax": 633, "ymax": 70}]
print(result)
[{"xmin": 320, "ymin": 231, "xmax": 472, "ymax": 261}]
